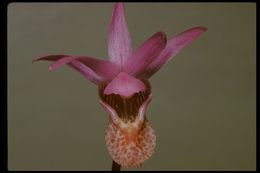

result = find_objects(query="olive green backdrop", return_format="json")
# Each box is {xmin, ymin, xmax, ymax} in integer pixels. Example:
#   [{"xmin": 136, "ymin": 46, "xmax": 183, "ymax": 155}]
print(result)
[{"xmin": 8, "ymin": 3, "xmax": 256, "ymax": 171}]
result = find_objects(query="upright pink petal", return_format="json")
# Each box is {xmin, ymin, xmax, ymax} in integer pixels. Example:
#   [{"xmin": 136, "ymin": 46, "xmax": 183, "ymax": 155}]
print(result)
[
  {"xmin": 124, "ymin": 32, "xmax": 167, "ymax": 77},
  {"xmin": 140, "ymin": 26, "xmax": 207, "ymax": 79},
  {"xmin": 108, "ymin": 3, "xmax": 132, "ymax": 66},
  {"xmin": 33, "ymin": 55, "xmax": 120, "ymax": 85}
]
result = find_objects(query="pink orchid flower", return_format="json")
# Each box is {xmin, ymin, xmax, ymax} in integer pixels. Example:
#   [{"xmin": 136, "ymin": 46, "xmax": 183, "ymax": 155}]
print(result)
[{"xmin": 33, "ymin": 3, "xmax": 207, "ymax": 168}]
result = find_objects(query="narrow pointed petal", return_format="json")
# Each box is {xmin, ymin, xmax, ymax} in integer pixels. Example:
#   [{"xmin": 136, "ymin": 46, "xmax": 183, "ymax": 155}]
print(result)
[
  {"xmin": 76, "ymin": 56, "xmax": 120, "ymax": 78},
  {"xmin": 33, "ymin": 55, "xmax": 120, "ymax": 84},
  {"xmin": 108, "ymin": 2, "xmax": 132, "ymax": 66},
  {"xmin": 68, "ymin": 60, "xmax": 104, "ymax": 85},
  {"xmin": 48, "ymin": 56, "xmax": 75, "ymax": 71},
  {"xmin": 141, "ymin": 26, "xmax": 207, "ymax": 78},
  {"xmin": 124, "ymin": 32, "xmax": 167, "ymax": 77},
  {"xmin": 47, "ymin": 58, "xmax": 103, "ymax": 84}
]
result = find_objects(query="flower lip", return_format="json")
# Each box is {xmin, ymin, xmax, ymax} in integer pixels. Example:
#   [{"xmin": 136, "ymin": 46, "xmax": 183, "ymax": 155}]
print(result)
[{"xmin": 103, "ymin": 72, "xmax": 146, "ymax": 98}]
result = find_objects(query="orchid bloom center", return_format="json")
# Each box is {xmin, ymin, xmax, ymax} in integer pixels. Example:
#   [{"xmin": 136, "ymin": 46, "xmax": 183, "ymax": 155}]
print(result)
[{"xmin": 98, "ymin": 73, "xmax": 151, "ymax": 123}]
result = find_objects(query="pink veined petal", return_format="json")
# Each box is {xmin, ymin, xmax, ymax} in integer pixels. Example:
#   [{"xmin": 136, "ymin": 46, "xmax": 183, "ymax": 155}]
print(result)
[
  {"xmin": 104, "ymin": 72, "xmax": 146, "ymax": 97},
  {"xmin": 76, "ymin": 56, "xmax": 120, "ymax": 78},
  {"xmin": 48, "ymin": 56, "xmax": 75, "ymax": 71},
  {"xmin": 123, "ymin": 31, "xmax": 167, "ymax": 77},
  {"xmin": 33, "ymin": 55, "xmax": 120, "ymax": 84},
  {"xmin": 68, "ymin": 60, "xmax": 105, "ymax": 85},
  {"xmin": 108, "ymin": 2, "xmax": 133, "ymax": 66},
  {"xmin": 140, "ymin": 26, "xmax": 207, "ymax": 79}
]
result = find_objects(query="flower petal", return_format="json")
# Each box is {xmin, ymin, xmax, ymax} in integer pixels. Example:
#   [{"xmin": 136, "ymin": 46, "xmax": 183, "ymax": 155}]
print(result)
[
  {"xmin": 33, "ymin": 55, "xmax": 120, "ymax": 84},
  {"xmin": 108, "ymin": 3, "xmax": 133, "ymax": 66},
  {"xmin": 48, "ymin": 56, "xmax": 75, "ymax": 71},
  {"xmin": 76, "ymin": 56, "xmax": 120, "ymax": 79},
  {"xmin": 104, "ymin": 72, "xmax": 146, "ymax": 97},
  {"xmin": 140, "ymin": 26, "xmax": 207, "ymax": 78},
  {"xmin": 124, "ymin": 32, "xmax": 167, "ymax": 77},
  {"xmin": 68, "ymin": 60, "xmax": 104, "ymax": 85}
]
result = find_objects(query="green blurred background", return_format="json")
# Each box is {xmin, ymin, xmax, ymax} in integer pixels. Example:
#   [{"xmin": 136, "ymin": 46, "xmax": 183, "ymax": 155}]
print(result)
[{"xmin": 8, "ymin": 3, "xmax": 256, "ymax": 171}]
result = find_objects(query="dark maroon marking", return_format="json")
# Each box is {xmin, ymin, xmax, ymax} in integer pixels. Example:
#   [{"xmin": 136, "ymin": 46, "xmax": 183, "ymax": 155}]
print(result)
[{"xmin": 98, "ymin": 80, "xmax": 151, "ymax": 123}]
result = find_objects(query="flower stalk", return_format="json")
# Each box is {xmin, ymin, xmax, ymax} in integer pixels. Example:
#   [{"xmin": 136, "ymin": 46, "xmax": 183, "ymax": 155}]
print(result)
[{"xmin": 112, "ymin": 160, "xmax": 121, "ymax": 171}]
